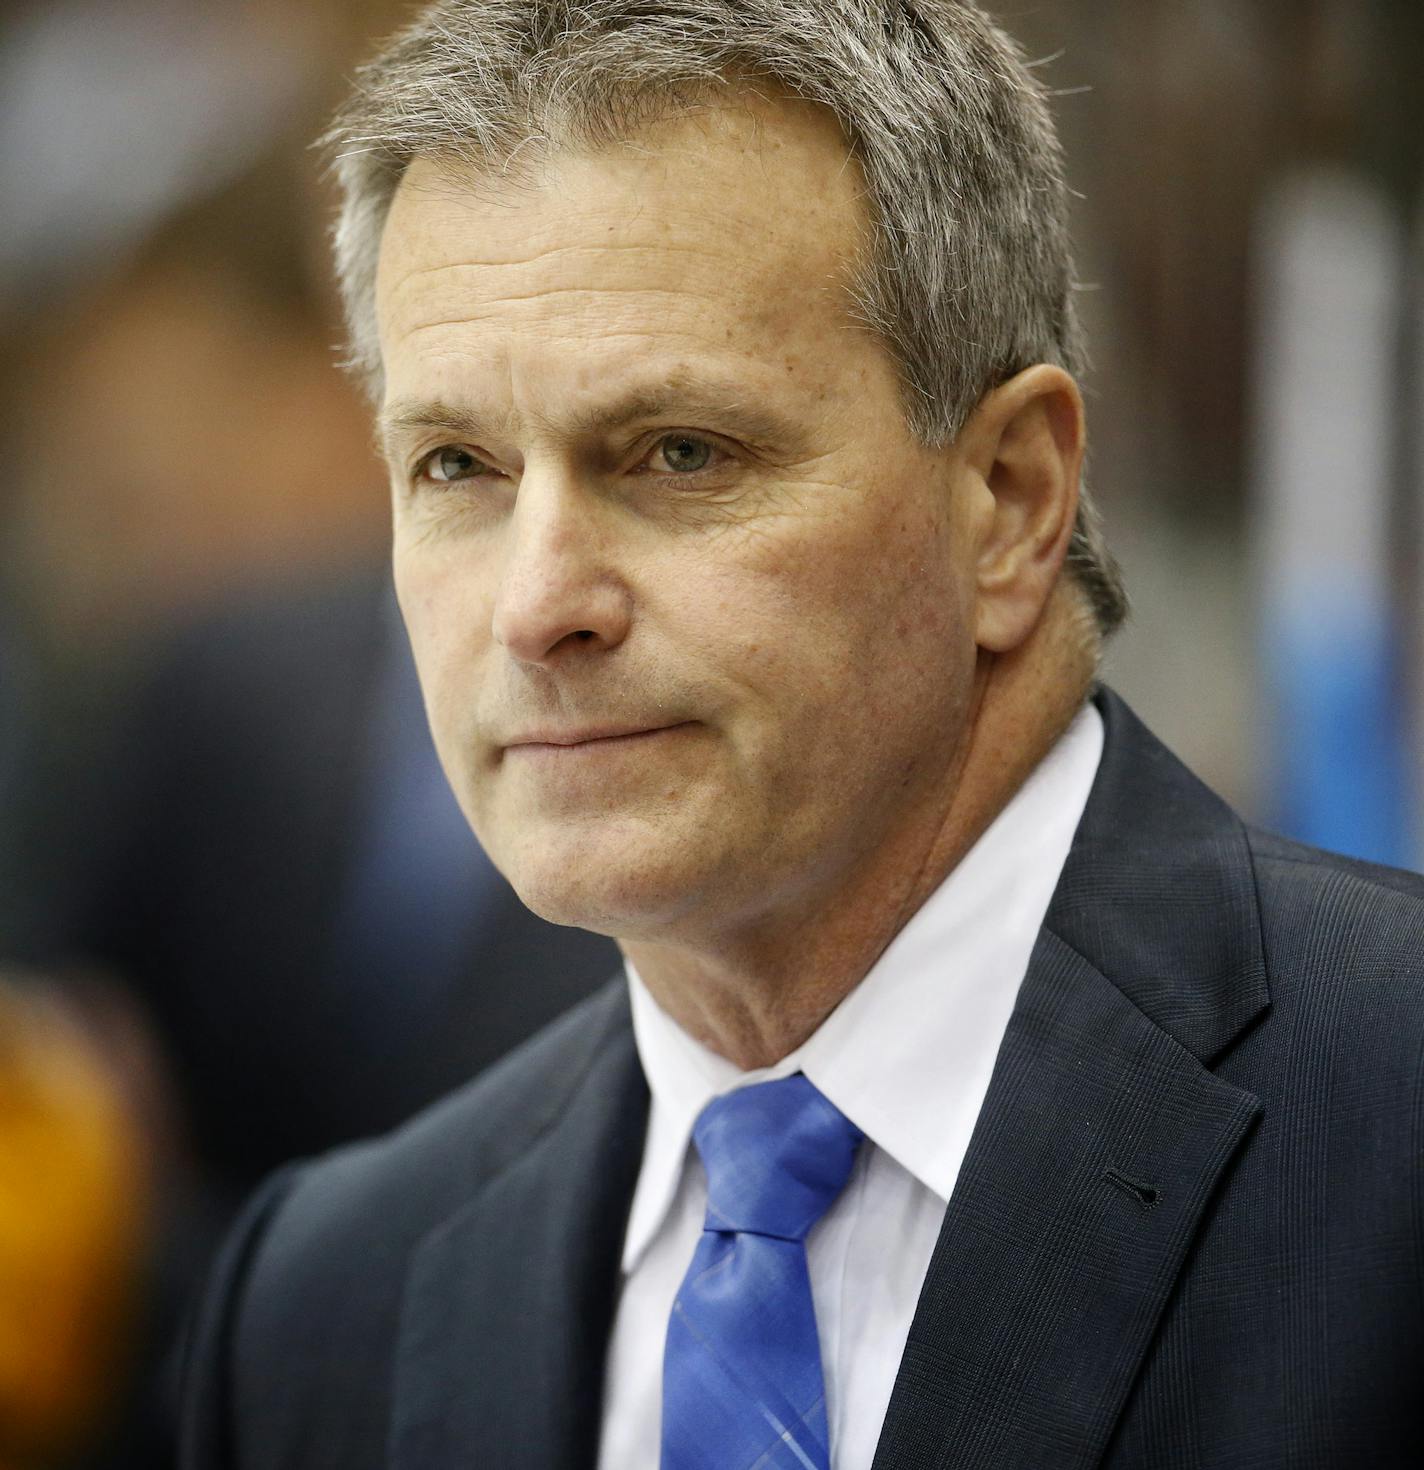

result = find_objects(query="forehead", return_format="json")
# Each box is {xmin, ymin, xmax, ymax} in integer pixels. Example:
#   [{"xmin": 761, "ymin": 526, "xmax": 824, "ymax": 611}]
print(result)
[{"xmin": 373, "ymin": 92, "xmax": 879, "ymax": 419}]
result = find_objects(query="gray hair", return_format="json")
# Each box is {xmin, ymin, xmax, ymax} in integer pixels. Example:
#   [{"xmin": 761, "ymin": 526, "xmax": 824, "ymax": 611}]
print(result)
[{"xmin": 326, "ymin": 0, "xmax": 1127, "ymax": 635}]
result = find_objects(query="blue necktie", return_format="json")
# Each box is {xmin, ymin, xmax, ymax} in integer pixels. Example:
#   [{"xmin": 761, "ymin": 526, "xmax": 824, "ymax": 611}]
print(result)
[{"xmin": 661, "ymin": 1074, "xmax": 865, "ymax": 1470}]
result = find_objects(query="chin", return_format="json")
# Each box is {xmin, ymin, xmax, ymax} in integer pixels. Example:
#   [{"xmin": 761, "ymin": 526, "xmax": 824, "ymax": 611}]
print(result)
[{"xmin": 496, "ymin": 832, "xmax": 716, "ymax": 941}]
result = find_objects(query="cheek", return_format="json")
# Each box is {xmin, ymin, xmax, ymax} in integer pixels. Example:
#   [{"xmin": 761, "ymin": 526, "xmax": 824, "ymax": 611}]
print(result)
[
  {"xmin": 838, "ymin": 523, "xmax": 969, "ymax": 749},
  {"xmin": 772, "ymin": 492, "xmax": 962, "ymax": 651},
  {"xmin": 394, "ymin": 564, "xmax": 447, "ymax": 696},
  {"xmin": 396, "ymin": 522, "xmax": 496, "ymax": 639},
  {"xmin": 688, "ymin": 490, "xmax": 967, "ymax": 739},
  {"xmin": 394, "ymin": 551, "xmax": 491, "ymax": 746}
]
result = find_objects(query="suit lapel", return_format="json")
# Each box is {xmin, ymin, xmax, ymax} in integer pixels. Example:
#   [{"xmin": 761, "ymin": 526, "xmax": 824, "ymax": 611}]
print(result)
[
  {"xmin": 388, "ymin": 989, "xmax": 648, "ymax": 1470},
  {"xmin": 872, "ymin": 932, "xmax": 1260, "ymax": 1469},
  {"xmin": 873, "ymin": 690, "xmax": 1270, "ymax": 1470}
]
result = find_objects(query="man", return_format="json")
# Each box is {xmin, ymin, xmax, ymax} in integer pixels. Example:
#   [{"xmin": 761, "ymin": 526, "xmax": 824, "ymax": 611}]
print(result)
[{"xmin": 180, "ymin": 2, "xmax": 1424, "ymax": 1466}]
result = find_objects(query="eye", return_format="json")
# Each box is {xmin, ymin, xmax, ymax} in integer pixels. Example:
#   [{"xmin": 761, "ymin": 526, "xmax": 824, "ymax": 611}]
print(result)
[
  {"xmin": 655, "ymin": 434, "xmax": 715, "ymax": 474},
  {"xmin": 419, "ymin": 445, "xmax": 495, "ymax": 483}
]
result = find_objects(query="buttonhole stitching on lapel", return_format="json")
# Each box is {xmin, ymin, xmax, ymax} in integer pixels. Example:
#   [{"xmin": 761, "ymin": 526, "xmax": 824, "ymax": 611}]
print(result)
[{"xmin": 1103, "ymin": 1169, "xmax": 1162, "ymax": 1210}]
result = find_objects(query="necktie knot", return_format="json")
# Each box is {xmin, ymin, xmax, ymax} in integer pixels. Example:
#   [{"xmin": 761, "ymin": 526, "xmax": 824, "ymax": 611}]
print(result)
[{"xmin": 692, "ymin": 1074, "xmax": 863, "ymax": 1242}]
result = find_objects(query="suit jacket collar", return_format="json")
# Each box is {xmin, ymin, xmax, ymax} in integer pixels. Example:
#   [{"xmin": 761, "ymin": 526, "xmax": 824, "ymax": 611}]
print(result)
[
  {"xmin": 389, "ymin": 687, "xmax": 1269, "ymax": 1470},
  {"xmin": 1046, "ymin": 688, "xmax": 1270, "ymax": 1064}
]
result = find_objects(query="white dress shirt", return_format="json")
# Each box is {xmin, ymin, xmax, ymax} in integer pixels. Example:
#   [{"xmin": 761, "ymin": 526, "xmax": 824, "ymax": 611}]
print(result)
[{"xmin": 597, "ymin": 703, "xmax": 1104, "ymax": 1470}]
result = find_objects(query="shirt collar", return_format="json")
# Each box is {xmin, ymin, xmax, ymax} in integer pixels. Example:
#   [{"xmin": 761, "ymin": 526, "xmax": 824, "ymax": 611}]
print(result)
[{"xmin": 622, "ymin": 702, "xmax": 1105, "ymax": 1271}]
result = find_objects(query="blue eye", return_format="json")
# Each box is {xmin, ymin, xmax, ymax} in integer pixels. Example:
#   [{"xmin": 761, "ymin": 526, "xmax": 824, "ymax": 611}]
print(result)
[
  {"xmin": 424, "ymin": 446, "xmax": 490, "ymax": 482},
  {"xmin": 659, "ymin": 435, "xmax": 713, "ymax": 473}
]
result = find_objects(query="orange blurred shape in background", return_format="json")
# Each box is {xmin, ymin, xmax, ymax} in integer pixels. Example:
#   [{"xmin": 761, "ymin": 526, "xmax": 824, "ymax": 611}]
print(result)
[{"xmin": 0, "ymin": 983, "xmax": 149, "ymax": 1467}]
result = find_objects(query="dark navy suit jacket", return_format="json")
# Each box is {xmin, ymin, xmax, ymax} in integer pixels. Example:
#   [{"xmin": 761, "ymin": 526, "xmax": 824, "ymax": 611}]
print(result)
[{"xmin": 179, "ymin": 690, "xmax": 1424, "ymax": 1468}]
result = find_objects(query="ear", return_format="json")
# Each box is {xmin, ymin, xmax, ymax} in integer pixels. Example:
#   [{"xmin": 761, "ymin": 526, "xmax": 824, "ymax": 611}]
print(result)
[{"xmin": 957, "ymin": 365, "xmax": 1085, "ymax": 654}]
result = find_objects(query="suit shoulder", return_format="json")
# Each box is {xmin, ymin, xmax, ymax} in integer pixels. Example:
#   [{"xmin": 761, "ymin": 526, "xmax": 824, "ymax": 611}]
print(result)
[
  {"xmin": 1245, "ymin": 826, "xmax": 1424, "ymax": 998},
  {"xmin": 1248, "ymin": 827, "xmax": 1424, "ymax": 925},
  {"xmin": 268, "ymin": 977, "xmax": 629, "ymax": 1254},
  {"xmin": 181, "ymin": 980, "xmax": 632, "ymax": 1463},
  {"xmin": 1248, "ymin": 826, "xmax": 1424, "ymax": 902},
  {"xmin": 201, "ymin": 980, "xmax": 628, "ymax": 1360}
]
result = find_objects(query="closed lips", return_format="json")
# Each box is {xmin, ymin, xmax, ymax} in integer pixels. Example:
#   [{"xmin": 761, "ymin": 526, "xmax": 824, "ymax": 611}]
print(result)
[{"xmin": 504, "ymin": 722, "xmax": 693, "ymax": 749}]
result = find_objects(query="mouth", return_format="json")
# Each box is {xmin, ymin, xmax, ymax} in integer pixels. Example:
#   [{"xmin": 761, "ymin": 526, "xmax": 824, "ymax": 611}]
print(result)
[{"xmin": 502, "ymin": 721, "xmax": 696, "ymax": 756}]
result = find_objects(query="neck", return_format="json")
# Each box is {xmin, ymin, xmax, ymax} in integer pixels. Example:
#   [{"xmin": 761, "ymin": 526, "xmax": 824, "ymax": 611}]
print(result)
[{"xmin": 622, "ymin": 587, "xmax": 1098, "ymax": 1069}]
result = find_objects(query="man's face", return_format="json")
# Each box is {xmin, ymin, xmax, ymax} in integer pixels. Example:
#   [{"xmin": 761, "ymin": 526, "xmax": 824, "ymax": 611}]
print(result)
[{"xmin": 377, "ymin": 94, "xmax": 984, "ymax": 942}]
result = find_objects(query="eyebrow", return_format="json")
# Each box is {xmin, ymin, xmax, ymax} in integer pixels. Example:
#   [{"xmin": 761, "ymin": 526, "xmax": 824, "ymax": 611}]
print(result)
[{"xmin": 378, "ymin": 375, "xmax": 804, "ymax": 461}]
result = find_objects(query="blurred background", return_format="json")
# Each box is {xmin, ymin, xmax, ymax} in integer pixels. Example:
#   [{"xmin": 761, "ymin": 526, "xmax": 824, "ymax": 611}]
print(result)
[{"xmin": 0, "ymin": 0, "xmax": 1420, "ymax": 1465}]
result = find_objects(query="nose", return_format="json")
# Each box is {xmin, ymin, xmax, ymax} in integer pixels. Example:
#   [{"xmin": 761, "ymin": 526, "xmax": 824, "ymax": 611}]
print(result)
[{"xmin": 490, "ymin": 472, "xmax": 632, "ymax": 665}]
